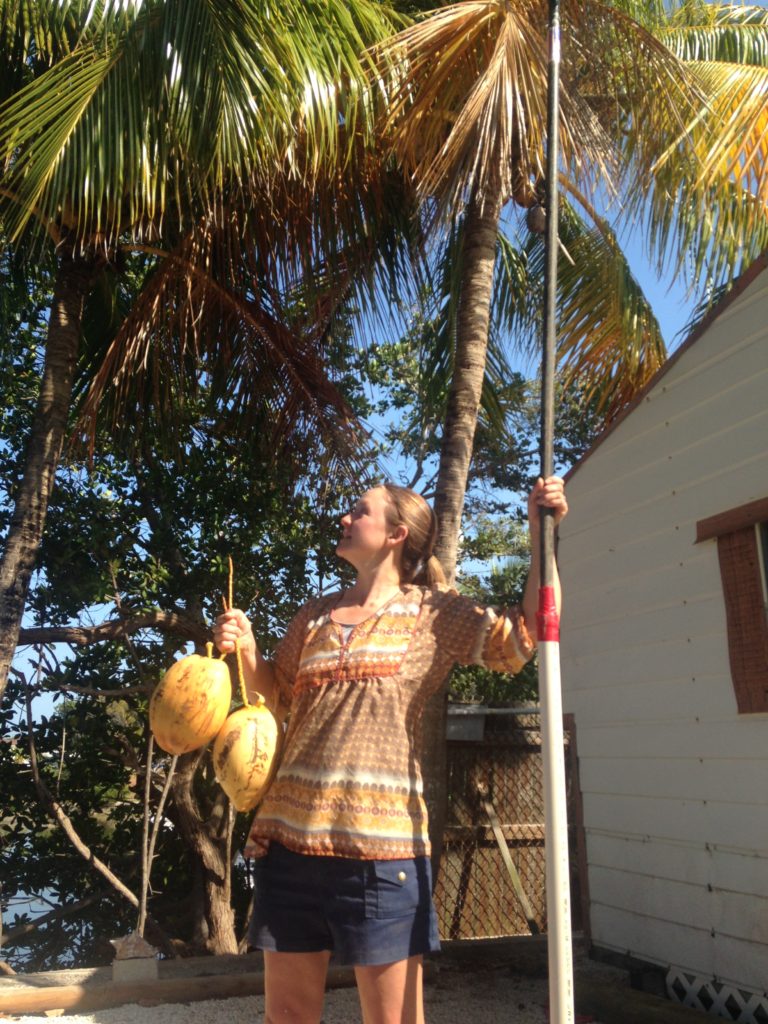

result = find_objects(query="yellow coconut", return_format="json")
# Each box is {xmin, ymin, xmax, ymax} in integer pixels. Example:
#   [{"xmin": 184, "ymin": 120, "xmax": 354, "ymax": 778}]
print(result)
[
  {"xmin": 149, "ymin": 650, "xmax": 232, "ymax": 755},
  {"xmin": 213, "ymin": 703, "xmax": 280, "ymax": 812}
]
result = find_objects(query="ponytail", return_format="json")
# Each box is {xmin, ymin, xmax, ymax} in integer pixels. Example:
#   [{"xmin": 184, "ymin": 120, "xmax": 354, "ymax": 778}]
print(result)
[
  {"xmin": 382, "ymin": 483, "xmax": 446, "ymax": 588},
  {"xmin": 412, "ymin": 554, "xmax": 447, "ymax": 587}
]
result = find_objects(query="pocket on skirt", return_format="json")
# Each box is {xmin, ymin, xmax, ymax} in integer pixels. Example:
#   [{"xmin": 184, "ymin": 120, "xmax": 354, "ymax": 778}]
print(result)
[{"xmin": 365, "ymin": 858, "xmax": 431, "ymax": 920}]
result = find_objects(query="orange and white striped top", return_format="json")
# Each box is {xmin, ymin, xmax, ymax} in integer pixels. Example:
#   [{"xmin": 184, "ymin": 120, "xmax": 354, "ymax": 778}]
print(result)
[{"xmin": 244, "ymin": 584, "xmax": 534, "ymax": 861}]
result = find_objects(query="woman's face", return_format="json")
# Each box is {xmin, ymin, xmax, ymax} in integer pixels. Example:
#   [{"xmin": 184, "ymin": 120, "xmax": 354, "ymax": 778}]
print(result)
[{"xmin": 336, "ymin": 487, "xmax": 398, "ymax": 568}]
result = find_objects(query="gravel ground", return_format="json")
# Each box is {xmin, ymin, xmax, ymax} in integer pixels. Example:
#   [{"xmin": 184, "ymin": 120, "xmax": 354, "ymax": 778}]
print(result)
[
  {"xmin": 11, "ymin": 979, "xmax": 557, "ymax": 1024},
  {"xmin": 8, "ymin": 946, "xmax": 619, "ymax": 1024}
]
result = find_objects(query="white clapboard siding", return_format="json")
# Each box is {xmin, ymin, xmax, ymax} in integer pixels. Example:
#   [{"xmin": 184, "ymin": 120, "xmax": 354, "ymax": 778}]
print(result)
[
  {"xmin": 578, "ymin": 715, "xmax": 768, "ymax": 760},
  {"xmin": 579, "ymin": 756, "xmax": 768, "ymax": 805},
  {"xmin": 559, "ymin": 258, "xmax": 768, "ymax": 993},
  {"xmin": 587, "ymin": 834, "xmax": 768, "ymax": 897},
  {"xmin": 588, "ymin": 905, "xmax": 767, "ymax": 987},
  {"xmin": 590, "ymin": 865, "xmax": 768, "ymax": 942},
  {"xmin": 582, "ymin": 793, "xmax": 766, "ymax": 851},
  {"xmin": 566, "ymin": 675, "xmax": 731, "ymax": 722}
]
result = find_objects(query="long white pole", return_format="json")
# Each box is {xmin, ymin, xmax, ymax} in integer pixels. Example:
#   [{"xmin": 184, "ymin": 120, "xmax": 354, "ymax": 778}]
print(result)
[{"xmin": 538, "ymin": 2, "xmax": 575, "ymax": 1022}]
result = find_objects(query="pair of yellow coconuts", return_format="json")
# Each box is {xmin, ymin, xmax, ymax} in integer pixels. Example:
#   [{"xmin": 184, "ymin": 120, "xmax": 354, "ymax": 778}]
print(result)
[{"xmin": 149, "ymin": 640, "xmax": 279, "ymax": 812}]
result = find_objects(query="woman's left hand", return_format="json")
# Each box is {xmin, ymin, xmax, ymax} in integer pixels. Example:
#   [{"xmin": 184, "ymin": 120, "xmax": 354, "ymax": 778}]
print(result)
[{"xmin": 527, "ymin": 476, "xmax": 568, "ymax": 532}]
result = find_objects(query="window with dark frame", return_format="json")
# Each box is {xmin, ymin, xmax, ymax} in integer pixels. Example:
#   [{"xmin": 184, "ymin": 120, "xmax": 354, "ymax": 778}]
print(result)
[{"xmin": 696, "ymin": 498, "xmax": 768, "ymax": 715}]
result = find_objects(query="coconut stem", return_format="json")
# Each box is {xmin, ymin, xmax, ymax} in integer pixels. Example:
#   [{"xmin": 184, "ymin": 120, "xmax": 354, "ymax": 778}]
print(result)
[
  {"xmin": 219, "ymin": 557, "xmax": 260, "ymax": 707},
  {"xmin": 234, "ymin": 637, "xmax": 253, "ymax": 708}
]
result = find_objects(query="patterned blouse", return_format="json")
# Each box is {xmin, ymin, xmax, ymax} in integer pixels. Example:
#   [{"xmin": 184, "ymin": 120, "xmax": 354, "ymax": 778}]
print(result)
[{"xmin": 244, "ymin": 583, "xmax": 534, "ymax": 861}]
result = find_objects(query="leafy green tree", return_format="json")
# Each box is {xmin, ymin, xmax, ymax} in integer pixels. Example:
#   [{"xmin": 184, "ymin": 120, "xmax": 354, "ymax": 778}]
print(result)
[
  {"xmin": 0, "ymin": 0, "xmax": 411, "ymax": 702},
  {"xmin": 1, "ymin": 396, "xmax": 367, "ymax": 965},
  {"xmin": 0, "ymin": 274, "xmax": 380, "ymax": 963}
]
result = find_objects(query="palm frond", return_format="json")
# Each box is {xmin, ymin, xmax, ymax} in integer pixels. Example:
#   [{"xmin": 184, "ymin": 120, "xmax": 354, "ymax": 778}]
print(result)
[
  {"xmin": 520, "ymin": 197, "xmax": 666, "ymax": 422},
  {"xmin": 661, "ymin": 3, "xmax": 768, "ymax": 64},
  {"xmin": 493, "ymin": 231, "xmax": 531, "ymax": 340},
  {"xmin": 417, "ymin": 219, "xmax": 464, "ymax": 419},
  {"xmin": 73, "ymin": 220, "xmax": 362, "ymax": 463},
  {"xmin": 375, "ymin": 0, "xmax": 562, "ymax": 213},
  {"xmin": 676, "ymin": 277, "xmax": 732, "ymax": 342},
  {"xmin": 646, "ymin": 177, "xmax": 768, "ymax": 295},
  {"xmin": 557, "ymin": 230, "xmax": 666, "ymax": 420},
  {"xmin": 0, "ymin": 0, "xmax": 81, "ymax": 101},
  {"xmin": 72, "ymin": 151, "xmax": 425, "ymax": 467},
  {"xmin": 413, "ymin": 217, "xmax": 527, "ymax": 436},
  {"xmin": 632, "ymin": 57, "xmax": 768, "ymax": 286},
  {"xmin": 620, "ymin": 2, "xmax": 768, "ymax": 289},
  {"xmin": 678, "ymin": 61, "xmax": 768, "ymax": 203},
  {"xmin": 0, "ymin": 0, "xmax": 404, "ymax": 249},
  {"xmin": 373, "ymin": 0, "xmax": 698, "ymax": 220}
]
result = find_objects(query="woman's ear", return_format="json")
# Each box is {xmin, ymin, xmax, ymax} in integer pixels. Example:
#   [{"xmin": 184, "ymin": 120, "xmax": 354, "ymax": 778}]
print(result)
[{"xmin": 388, "ymin": 524, "xmax": 408, "ymax": 547}]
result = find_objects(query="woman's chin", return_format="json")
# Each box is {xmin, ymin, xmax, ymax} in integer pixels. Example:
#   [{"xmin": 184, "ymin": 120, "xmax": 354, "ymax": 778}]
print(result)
[{"xmin": 335, "ymin": 543, "xmax": 355, "ymax": 565}]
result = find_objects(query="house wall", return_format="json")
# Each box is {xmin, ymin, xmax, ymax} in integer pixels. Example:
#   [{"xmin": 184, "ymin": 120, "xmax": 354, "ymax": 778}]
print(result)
[{"xmin": 558, "ymin": 266, "xmax": 768, "ymax": 992}]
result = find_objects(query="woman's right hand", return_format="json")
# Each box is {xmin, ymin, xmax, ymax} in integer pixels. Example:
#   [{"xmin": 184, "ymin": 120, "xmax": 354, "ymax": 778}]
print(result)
[{"xmin": 213, "ymin": 608, "xmax": 257, "ymax": 657}]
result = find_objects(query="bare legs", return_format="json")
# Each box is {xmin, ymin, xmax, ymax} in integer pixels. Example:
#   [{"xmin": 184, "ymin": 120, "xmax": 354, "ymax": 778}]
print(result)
[
  {"xmin": 263, "ymin": 951, "xmax": 330, "ymax": 1023},
  {"xmin": 356, "ymin": 956, "xmax": 425, "ymax": 1024},
  {"xmin": 262, "ymin": 951, "xmax": 425, "ymax": 1024}
]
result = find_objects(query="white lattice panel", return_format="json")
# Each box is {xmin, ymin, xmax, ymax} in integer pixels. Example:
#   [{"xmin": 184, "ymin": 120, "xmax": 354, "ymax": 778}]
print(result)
[{"xmin": 667, "ymin": 968, "xmax": 768, "ymax": 1024}]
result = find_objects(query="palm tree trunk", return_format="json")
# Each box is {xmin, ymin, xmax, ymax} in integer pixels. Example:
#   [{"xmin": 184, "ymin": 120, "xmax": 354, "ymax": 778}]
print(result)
[
  {"xmin": 0, "ymin": 253, "xmax": 96, "ymax": 702},
  {"xmin": 425, "ymin": 184, "xmax": 503, "ymax": 886},
  {"xmin": 433, "ymin": 187, "xmax": 504, "ymax": 582}
]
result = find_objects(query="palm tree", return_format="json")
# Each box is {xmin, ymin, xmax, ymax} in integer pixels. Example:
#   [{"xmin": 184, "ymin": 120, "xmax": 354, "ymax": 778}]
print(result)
[
  {"xmin": 0, "ymin": 0, "xmax": 409, "ymax": 702},
  {"xmin": 370, "ymin": 1, "xmax": 768, "ymax": 882},
  {"xmin": 373, "ymin": 0, "xmax": 768, "ymax": 580},
  {"xmin": 0, "ymin": 0, "xmax": 423, "ymax": 956}
]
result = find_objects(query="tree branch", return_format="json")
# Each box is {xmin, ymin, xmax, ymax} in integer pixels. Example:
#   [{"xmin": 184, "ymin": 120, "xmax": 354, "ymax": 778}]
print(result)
[
  {"xmin": 138, "ymin": 740, "xmax": 178, "ymax": 937},
  {"xmin": 24, "ymin": 683, "xmax": 140, "ymax": 910},
  {"xmin": 55, "ymin": 685, "xmax": 150, "ymax": 697},
  {"xmin": 17, "ymin": 610, "xmax": 209, "ymax": 649},
  {"xmin": 0, "ymin": 895, "xmax": 101, "ymax": 948}
]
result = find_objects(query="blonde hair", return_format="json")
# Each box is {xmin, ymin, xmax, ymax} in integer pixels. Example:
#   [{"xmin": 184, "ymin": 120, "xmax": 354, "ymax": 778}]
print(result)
[{"xmin": 382, "ymin": 483, "xmax": 447, "ymax": 587}]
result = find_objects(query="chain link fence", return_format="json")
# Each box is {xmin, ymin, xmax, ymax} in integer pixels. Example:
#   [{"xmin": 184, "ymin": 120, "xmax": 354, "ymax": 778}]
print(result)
[{"xmin": 433, "ymin": 707, "xmax": 580, "ymax": 941}]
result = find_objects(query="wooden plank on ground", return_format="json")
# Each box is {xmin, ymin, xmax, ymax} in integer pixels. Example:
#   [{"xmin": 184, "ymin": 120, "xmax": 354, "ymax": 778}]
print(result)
[{"xmin": 0, "ymin": 967, "xmax": 357, "ymax": 1015}]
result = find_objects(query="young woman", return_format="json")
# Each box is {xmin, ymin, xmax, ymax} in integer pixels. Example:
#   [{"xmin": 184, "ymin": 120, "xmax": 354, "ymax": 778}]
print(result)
[{"xmin": 214, "ymin": 476, "xmax": 567, "ymax": 1024}]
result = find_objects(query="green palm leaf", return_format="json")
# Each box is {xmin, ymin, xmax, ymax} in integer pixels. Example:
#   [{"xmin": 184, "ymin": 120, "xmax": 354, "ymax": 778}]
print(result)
[
  {"xmin": 660, "ymin": 3, "xmax": 768, "ymax": 64},
  {"xmin": 555, "ymin": 237, "xmax": 667, "ymax": 419},
  {"xmin": 0, "ymin": 0, "xmax": 81, "ymax": 101},
  {"xmin": 673, "ymin": 61, "xmax": 768, "ymax": 203},
  {"xmin": 0, "ymin": 0, "xmax": 404, "ymax": 248},
  {"xmin": 514, "ymin": 194, "xmax": 666, "ymax": 420},
  {"xmin": 620, "ymin": 1, "xmax": 768, "ymax": 291}
]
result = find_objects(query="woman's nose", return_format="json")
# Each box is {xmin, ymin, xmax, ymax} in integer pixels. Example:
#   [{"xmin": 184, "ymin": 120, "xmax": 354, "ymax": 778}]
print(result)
[{"xmin": 340, "ymin": 512, "xmax": 351, "ymax": 526}]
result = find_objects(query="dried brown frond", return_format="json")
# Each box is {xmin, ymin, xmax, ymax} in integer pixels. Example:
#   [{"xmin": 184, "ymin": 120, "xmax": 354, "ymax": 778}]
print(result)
[{"xmin": 371, "ymin": 0, "xmax": 699, "ymax": 220}]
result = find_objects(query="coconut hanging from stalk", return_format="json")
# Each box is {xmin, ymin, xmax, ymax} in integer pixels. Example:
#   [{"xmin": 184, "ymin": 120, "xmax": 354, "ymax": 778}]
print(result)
[
  {"xmin": 149, "ymin": 644, "xmax": 232, "ymax": 755},
  {"xmin": 213, "ymin": 698, "xmax": 280, "ymax": 811},
  {"xmin": 210, "ymin": 557, "xmax": 281, "ymax": 812}
]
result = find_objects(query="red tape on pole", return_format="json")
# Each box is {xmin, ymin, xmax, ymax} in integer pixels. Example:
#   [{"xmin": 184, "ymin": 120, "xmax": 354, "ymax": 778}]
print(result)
[{"xmin": 537, "ymin": 585, "xmax": 560, "ymax": 642}]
